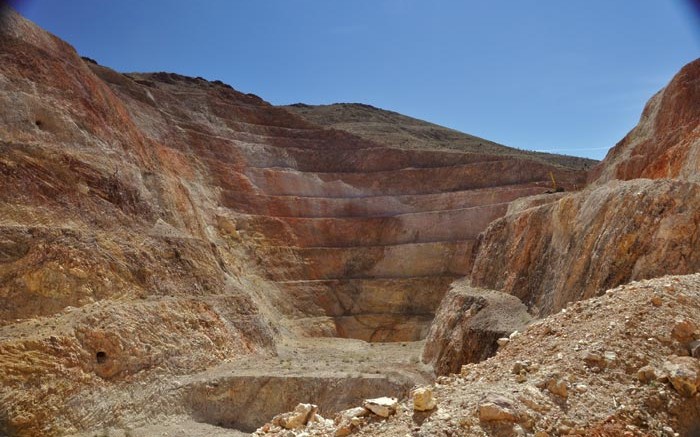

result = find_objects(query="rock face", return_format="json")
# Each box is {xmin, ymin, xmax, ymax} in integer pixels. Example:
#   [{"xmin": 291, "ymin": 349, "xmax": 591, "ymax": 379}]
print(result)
[
  {"xmin": 470, "ymin": 58, "xmax": 700, "ymax": 316},
  {"xmin": 422, "ymin": 281, "xmax": 532, "ymax": 375},
  {"xmin": 589, "ymin": 59, "xmax": 700, "ymax": 183},
  {"xmin": 471, "ymin": 178, "xmax": 700, "ymax": 315}
]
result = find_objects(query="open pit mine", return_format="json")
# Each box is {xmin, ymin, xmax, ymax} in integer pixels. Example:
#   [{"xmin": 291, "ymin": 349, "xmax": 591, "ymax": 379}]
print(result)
[{"xmin": 1, "ymin": 7, "xmax": 699, "ymax": 437}]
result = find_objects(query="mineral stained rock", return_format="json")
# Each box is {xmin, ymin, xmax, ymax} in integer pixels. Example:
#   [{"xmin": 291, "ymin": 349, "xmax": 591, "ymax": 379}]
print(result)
[{"xmin": 470, "ymin": 59, "xmax": 700, "ymax": 316}]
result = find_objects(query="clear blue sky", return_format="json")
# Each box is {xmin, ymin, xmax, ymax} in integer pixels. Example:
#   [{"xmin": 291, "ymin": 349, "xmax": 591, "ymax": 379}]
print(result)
[{"xmin": 11, "ymin": 0, "xmax": 700, "ymax": 160}]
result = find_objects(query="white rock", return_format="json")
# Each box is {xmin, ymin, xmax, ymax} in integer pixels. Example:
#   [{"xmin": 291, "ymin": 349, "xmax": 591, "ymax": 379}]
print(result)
[
  {"xmin": 604, "ymin": 351, "xmax": 617, "ymax": 363},
  {"xmin": 364, "ymin": 397, "xmax": 398, "ymax": 418},
  {"xmin": 497, "ymin": 337, "xmax": 510, "ymax": 347},
  {"xmin": 337, "ymin": 406, "xmax": 368, "ymax": 421},
  {"xmin": 272, "ymin": 403, "xmax": 318, "ymax": 429}
]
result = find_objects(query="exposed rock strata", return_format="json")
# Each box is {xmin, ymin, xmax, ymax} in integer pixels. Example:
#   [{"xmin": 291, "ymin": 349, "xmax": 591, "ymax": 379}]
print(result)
[
  {"xmin": 590, "ymin": 59, "xmax": 700, "ymax": 183},
  {"xmin": 471, "ymin": 178, "xmax": 700, "ymax": 315},
  {"xmin": 0, "ymin": 8, "xmax": 591, "ymax": 435}
]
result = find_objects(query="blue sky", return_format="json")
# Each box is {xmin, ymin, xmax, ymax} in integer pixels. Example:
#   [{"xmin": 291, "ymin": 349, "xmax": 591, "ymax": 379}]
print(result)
[{"xmin": 12, "ymin": 0, "xmax": 700, "ymax": 160}]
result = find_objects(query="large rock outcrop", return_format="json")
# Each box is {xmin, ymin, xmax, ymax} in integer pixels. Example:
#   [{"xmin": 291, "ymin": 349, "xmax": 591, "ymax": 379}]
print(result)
[
  {"xmin": 421, "ymin": 281, "xmax": 532, "ymax": 376},
  {"xmin": 471, "ymin": 58, "xmax": 700, "ymax": 316},
  {"xmin": 590, "ymin": 59, "xmax": 700, "ymax": 183},
  {"xmin": 471, "ymin": 178, "xmax": 700, "ymax": 315}
]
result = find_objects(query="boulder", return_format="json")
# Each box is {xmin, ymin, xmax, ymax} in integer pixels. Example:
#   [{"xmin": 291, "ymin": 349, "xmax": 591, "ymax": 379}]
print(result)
[
  {"xmin": 272, "ymin": 403, "xmax": 318, "ymax": 429},
  {"xmin": 363, "ymin": 397, "xmax": 398, "ymax": 418},
  {"xmin": 412, "ymin": 386, "xmax": 437, "ymax": 412},
  {"xmin": 671, "ymin": 319, "xmax": 697, "ymax": 343},
  {"xmin": 663, "ymin": 356, "xmax": 700, "ymax": 398},
  {"xmin": 422, "ymin": 281, "xmax": 532, "ymax": 375}
]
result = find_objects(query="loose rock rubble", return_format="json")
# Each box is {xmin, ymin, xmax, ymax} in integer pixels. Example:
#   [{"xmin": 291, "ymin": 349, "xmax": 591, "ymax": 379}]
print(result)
[
  {"xmin": 254, "ymin": 397, "xmax": 400, "ymax": 436},
  {"xmin": 335, "ymin": 274, "xmax": 700, "ymax": 436}
]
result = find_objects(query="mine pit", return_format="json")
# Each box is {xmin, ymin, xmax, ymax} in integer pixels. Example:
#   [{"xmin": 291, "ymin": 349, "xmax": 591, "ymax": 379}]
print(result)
[
  {"xmin": 186, "ymin": 373, "xmax": 411, "ymax": 432},
  {"xmin": 6, "ymin": 9, "xmax": 699, "ymax": 435}
]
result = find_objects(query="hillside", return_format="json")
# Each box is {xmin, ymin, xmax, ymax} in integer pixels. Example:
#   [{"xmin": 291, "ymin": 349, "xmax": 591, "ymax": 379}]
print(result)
[{"xmin": 285, "ymin": 103, "xmax": 597, "ymax": 171}]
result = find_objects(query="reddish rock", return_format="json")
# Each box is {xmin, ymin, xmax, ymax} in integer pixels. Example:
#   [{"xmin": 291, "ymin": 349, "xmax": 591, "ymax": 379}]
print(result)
[
  {"xmin": 590, "ymin": 59, "xmax": 700, "ymax": 183},
  {"xmin": 471, "ymin": 59, "xmax": 700, "ymax": 316},
  {"xmin": 470, "ymin": 179, "xmax": 700, "ymax": 315}
]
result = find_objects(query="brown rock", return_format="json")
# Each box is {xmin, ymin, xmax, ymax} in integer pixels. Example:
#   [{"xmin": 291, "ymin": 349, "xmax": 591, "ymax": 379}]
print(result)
[
  {"xmin": 663, "ymin": 356, "xmax": 700, "ymax": 398},
  {"xmin": 671, "ymin": 319, "xmax": 697, "ymax": 343},
  {"xmin": 478, "ymin": 394, "xmax": 518, "ymax": 422},
  {"xmin": 637, "ymin": 365, "xmax": 658, "ymax": 384},
  {"xmin": 422, "ymin": 282, "xmax": 532, "ymax": 375},
  {"xmin": 546, "ymin": 377, "xmax": 568, "ymax": 398}
]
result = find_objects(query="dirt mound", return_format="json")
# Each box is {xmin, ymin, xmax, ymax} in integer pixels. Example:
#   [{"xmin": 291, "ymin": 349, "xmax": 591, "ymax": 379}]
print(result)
[{"xmin": 263, "ymin": 274, "xmax": 700, "ymax": 436}]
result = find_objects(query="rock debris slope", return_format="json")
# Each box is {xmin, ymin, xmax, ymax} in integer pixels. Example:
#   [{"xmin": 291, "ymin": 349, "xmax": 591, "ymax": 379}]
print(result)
[
  {"xmin": 0, "ymin": 8, "xmax": 592, "ymax": 436},
  {"xmin": 276, "ymin": 274, "xmax": 700, "ymax": 437}
]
